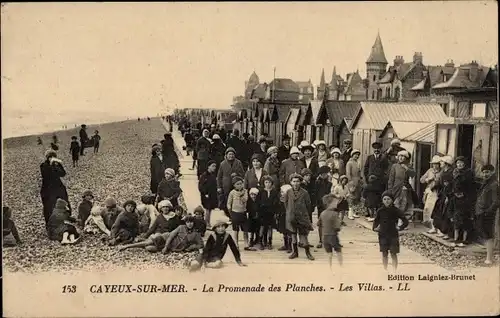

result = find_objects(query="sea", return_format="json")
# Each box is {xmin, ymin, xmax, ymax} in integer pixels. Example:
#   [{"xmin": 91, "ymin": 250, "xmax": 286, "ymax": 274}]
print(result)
[{"xmin": 2, "ymin": 108, "xmax": 149, "ymax": 139}]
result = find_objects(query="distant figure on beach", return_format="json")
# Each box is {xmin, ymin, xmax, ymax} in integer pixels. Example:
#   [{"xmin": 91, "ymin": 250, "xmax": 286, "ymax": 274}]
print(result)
[
  {"xmin": 147, "ymin": 117, "xmax": 151, "ymax": 121},
  {"xmin": 50, "ymin": 135, "xmax": 59, "ymax": 151},
  {"xmin": 91, "ymin": 130, "xmax": 101, "ymax": 153},
  {"xmin": 79, "ymin": 124, "xmax": 89, "ymax": 156},
  {"xmin": 161, "ymin": 132, "xmax": 181, "ymax": 176},
  {"xmin": 40, "ymin": 150, "xmax": 71, "ymax": 224},
  {"xmin": 138, "ymin": 117, "xmax": 141, "ymax": 121},
  {"xmin": 37, "ymin": 137, "xmax": 43, "ymax": 145},
  {"xmin": 69, "ymin": 136, "xmax": 80, "ymax": 167}
]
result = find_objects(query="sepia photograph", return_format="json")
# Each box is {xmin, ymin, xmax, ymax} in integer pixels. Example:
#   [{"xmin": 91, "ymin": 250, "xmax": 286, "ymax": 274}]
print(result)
[{"xmin": 2, "ymin": 2, "xmax": 499, "ymax": 317}]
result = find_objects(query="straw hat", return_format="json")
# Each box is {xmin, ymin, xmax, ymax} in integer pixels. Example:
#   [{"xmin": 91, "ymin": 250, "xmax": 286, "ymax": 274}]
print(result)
[
  {"xmin": 441, "ymin": 155, "xmax": 453, "ymax": 165},
  {"xmin": 430, "ymin": 155, "xmax": 441, "ymax": 164},
  {"xmin": 210, "ymin": 209, "xmax": 231, "ymax": 230},
  {"xmin": 289, "ymin": 146, "xmax": 300, "ymax": 155},
  {"xmin": 212, "ymin": 134, "xmax": 220, "ymax": 140},
  {"xmin": 313, "ymin": 140, "xmax": 326, "ymax": 147},
  {"xmin": 331, "ymin": 147, "xmax": 342, "ymax": 155},
  {"xmin": 350, "ymin": 149, "xmax": 361, "ymax": 156}
]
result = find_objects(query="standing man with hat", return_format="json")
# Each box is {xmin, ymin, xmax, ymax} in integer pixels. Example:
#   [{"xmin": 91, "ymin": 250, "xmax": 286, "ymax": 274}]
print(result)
[
  {"xmin": 278, "ymin": 135, "xmax": 292, "ymax": 163},
  {"xmin": 195, "ymin": 129, "xmax": 212, "ymax": 178},
  {"xmin": 79, "ymin": 124, "xmax": 89, "ymax": 156},
  {"xmin": 364, "ymin": 141, "xmax": 390, "ymax": 188},
  {"xmin": 341, "ymin": 139, "xmax": 353, "ymax": 165}
]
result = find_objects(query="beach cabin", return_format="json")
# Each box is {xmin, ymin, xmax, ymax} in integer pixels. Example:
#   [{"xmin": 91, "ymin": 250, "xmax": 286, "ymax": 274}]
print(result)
[
  {"xmin": 316, "ymin": 101, "xmax": 361, "ymax": 146},
  {"xmin": 349, "ymin": 102, "xmax": 448, "ymax": 165},
  {"xmin": 294, "ymin": 105, "xmax": 311, "ymax": 146},
  {"xmin": 302, "ymin": 100, "xmax": 322, "ymax": 143},
  {"xmin": 285, "ymin": 107, "xmax": 301, "ymax": 146},
  {"xmin": 379, "ymin": 118, "xmax": 453, "ymax": 199},
  {"xmin": 337, "ymin": 118, "xmax": 353, "ymax": 147},
  {"xmin": 434, "ymin": 87, "xmax": 499, "ymax": 176}
]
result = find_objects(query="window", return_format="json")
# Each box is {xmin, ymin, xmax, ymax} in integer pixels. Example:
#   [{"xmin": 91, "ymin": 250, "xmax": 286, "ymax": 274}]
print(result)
[
  {"xmin": 472, "ymin": 103, "xmax": 487, "ymax": 118},
  {"xmin": 440, "ymin": 103, "xmax": 449, "ymax": 116}
]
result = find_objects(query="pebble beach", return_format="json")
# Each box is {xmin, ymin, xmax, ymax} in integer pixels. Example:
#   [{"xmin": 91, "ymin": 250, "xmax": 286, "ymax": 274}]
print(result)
[{"xmin": 2, "ymin": 118, "xmax": 198, "ymax": 273}]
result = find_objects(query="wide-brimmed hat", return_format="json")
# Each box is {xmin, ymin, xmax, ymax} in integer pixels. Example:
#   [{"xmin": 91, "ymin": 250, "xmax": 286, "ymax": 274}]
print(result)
[
  {"xmin": 251, "ymin": 153, "xmax": 263, "ymax": 163},
  {"xmin": 398, "ymin": 150, "xmax": 410, "ymax": 159},
  {"xmin": 313, "ymin": 140, "xmax": 326, "ymax": 147},
  {"xmin": 82, "ymin": 190, "xmax": 94, "ymax": 199},
  {"xmin": 267, "ymin": 146, "xmax": 278, "ymax": 155},
  {"xmin": 158, "ymin": 200, "xmax": 173, "ymax": 210},
  {"xmin": 164, "ymin": 168, "xmax": 176, "ymax": 177},
  {"xmin": 318, "ymin": 165, "xmax": 331, "ymax": 174},
  {"xmin": 430, "ymin": 155, "xmax": 441, "ymax": 164},
  {"xmin": 212, "ymin": 134, "xmax": 221, "ymax": 140},
  {"xmin": 372, "ymin": 141, "xmax": 383, "ymax": 149},
  {"xmin": 289, "ymin": 172, "xmax": 303, "ymax": 182},
  {"xmin": 390, "ymin": 139, "xmax": 401, "ymax": 146},
  {"xmin": 54, "ymin": 198, "xmax": 68, "ymax": 210},
  {"xmin": 289, "ymin": 146, "xmax": 300, "ymax": 155},
  {"xmin": 211, "ymin": 209, "xmax": 231, "ymax": 230},
  {"xmin": 441, "ymin": 155, "xmax": 453, "ymax": 165},
  {"xmin": 351, "ymin": 149, "xmax": 361, "ymax": 156},
  {"xmin": 331, "ymin": 147, "xmax": 342, "ymax": 155}
]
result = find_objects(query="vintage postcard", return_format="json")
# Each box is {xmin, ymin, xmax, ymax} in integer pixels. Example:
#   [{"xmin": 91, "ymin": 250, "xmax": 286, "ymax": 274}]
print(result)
[{"xmin": 2, "ymin": 2, "xmax": 499, "ymax": 317}]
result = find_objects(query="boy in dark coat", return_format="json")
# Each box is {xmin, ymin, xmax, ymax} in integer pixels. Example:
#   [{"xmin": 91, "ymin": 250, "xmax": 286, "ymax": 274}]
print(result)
[
  {"xmin": 109, "ymin": 200, "xmax": 139, "ymax": 246},
  {"xmin": 192, "ymin": 206, "xmax": 207, "ymax": 237},
  {"xmin": 300, "ymin": 168, "xmax": 316, "ymax": 225},
  {"xmin": 247, "ymin": 188, "xmax": 261, "ymax": 249},
  {"xmin": 373, "ymin": 191, "xmax": 408, "ymax": 270},
  {"xmin": 91, "ymin": 130, "xmax": 101, "ymax": 153},
  {"xmin": 198, "ymin": 161, "xmax": 218, "ymax": 226},
  {"xmin": 258, "ymin": 176, "xmax": 280, "ymax": 249},
  {"xmin": 362, "ymin": 175, "xmax": 385, "ymax": 222},
  {"xmin": 318, "ymin": 194, "xmax": 343, "ymax": 268},
  {"xmin": 69, "ymin": 136, "xmax": 80, "ymax": 167},
  {"xmin": 315, "ymin": 165, "xmax": 332, "ymax": 248}
]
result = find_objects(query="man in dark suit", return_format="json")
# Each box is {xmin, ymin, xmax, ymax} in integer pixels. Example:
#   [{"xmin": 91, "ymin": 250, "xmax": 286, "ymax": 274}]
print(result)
[
  {"xmin": 363, "ymin": 141, "xmax": 390, "ymax": 187},
  {"xmin": 79, "ymin": 124, "xmax": 89, "ymax": 156},
  {"xmin": 341, "ymin": 139, "xmax": 353, "ymax": 164},
  {"xmin": 277, "ymin": 135, "xmax": 292, "ymax": 163}
]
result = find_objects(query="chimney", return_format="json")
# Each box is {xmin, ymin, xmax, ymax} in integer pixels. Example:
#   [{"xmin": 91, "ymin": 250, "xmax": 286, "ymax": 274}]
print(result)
[
  {"xmin": 394, "ymin": 55, "xmax": 404, "ymax": 66},
  {"xmin": 469, "ymin": 60, "xmax": 479, "ymax": 81},
  {"xmin": 444, "ymin": 59, "xmax": 455, "ymax": 68},
  {"xmin": 413, "ymin": 52, "xmax": 423, "ymax": 64}
]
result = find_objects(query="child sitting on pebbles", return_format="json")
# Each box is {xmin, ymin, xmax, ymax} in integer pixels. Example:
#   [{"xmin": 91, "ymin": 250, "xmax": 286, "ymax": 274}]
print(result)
[
  {"xmin": 47, "ymin": 198, "xmax": 81, "ymax": 245},
  {"xmin": 3, "ymin": 207, "xmax": 22, "ymax": 247},
  {"xmin": 119, "ymin": 200, "xmax": 178, "ymax": 252},
  {"xmin": 108, "ymin": 200, "xmax": 139, "ymax": 246},
  {"xmin": 139, "ymin": 194, "xmax": 159, "ymax": 231},
  {"xmin": 77, "ymin": 190, "xmax": 94, "ymax": 227},
  {"xmin": 192, "ymin": 206, "xmax": 207, "ymax": 237},
  {"xmin": 84, "ymin": 204, "xmax": 111, "ymax": 236},
  {"xmin": 161, "ymin": 216, "xmax": 204, "ymax": 254},
  {"xmin": 190, "ymin": 210, "xmax": 247, "ymax": 271},
  {"xmin": 101, "ymin": 197, "xmax": 125, "ymax": 231}
]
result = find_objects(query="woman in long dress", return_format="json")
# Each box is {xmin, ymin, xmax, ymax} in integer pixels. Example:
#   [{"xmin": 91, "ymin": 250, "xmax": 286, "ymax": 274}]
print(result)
[
  {"xmin": 150, "ymin": 144, "xmax": 165, "ymax": 195},
  {"xmin": 40, "ymin": 149, "xmax": 70, "ymax": 225},
  {"xmin": 420, "ymin": 155, "xmax": 442, "ymax": 232},
  {"xmin": 325, "ymin": 148, "xmax": 345, "ymax": 189}
]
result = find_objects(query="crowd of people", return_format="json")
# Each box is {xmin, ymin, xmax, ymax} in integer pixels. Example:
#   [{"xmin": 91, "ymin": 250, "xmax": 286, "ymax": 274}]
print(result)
[
  {"xmin": 176, "ymin": 116, "xmax": 498, "ymax": 267},
  {"xmin": 2, "ymin": 117, "xmax": 498, "ymax": 271}
]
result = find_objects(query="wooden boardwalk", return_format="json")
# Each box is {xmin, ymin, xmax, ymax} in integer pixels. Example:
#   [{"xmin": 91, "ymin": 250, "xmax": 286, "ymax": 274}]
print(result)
[{"xmin": 166, "ymin": 121, "xmax": 440, "ymax": 268}]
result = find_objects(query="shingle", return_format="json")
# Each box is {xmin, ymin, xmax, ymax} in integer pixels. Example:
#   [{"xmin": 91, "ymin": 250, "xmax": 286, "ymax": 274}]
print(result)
[
  {"xmin": 324, "ymin": 101, "xmax": 361, "ymax": 126},
  {"xmin": 355, "ymin": 102, "xmax": 448, "ymax": 130}
]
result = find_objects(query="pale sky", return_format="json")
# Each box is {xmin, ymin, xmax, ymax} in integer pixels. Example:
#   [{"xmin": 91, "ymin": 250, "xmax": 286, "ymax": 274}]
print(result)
[{"xmin": 1, "ymin": 2, "xmax": 498, "ymax": 118}]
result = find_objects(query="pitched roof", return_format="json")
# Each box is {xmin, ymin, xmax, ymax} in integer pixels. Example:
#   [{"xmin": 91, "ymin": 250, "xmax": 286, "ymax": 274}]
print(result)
[
  {"xmin": 344, "ymin": 72, "xmax": 364, "ymax": 94},
  {"xmin": 269, "ymin": 78, "xmax": 300, "ymax": 92},
  {"xmin": 411, "ymin": 65, "xmax": 456, "ymax": 91},
  {"xmin": 285, "ymin": 107, "xmax": 301, "ymax": 126},
  {"xmin": 366, "ymin": 32, "xmax": 388, "ymax": 64},
  {"xmin": 350, "ymin": 102, "xmax": 448, "ymax": 130},
  {"xmin": 380, "ymin": 121, "xmax": 432, "ymax": 140},
  {"xmin": 274, "ymin": 104, "xmax": 297, "ymax": 123},
  {"xmin": 339, "ymin": 117, "xmax": 353, "ymax": 133},
  {"xmin": 403, "ymin": 117, "xmax": 455, "ymax": 143},
  {"xmin": 297, "ymin": 105, "xmax": 311, "ymax": 126},
  {"xmin": 310, "ymin": 100, "xmax": 323, "ymax": 125},
  {"xmin": 378, "ymin": 62, "xmax": 416, "ymax": 84},
  {"xmin": 433, "ymin": 64, "xmax": 490, "ymax": 89},
  {"xmin": 324, "ymin": 101, "xmax": 361, "ymax": 126}
]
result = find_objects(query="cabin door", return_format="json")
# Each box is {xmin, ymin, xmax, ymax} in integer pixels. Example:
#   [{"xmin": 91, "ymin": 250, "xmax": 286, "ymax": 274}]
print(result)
[{"xmin": 457, "ymin": 124, "xmax": 475, "ymax": 168}]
